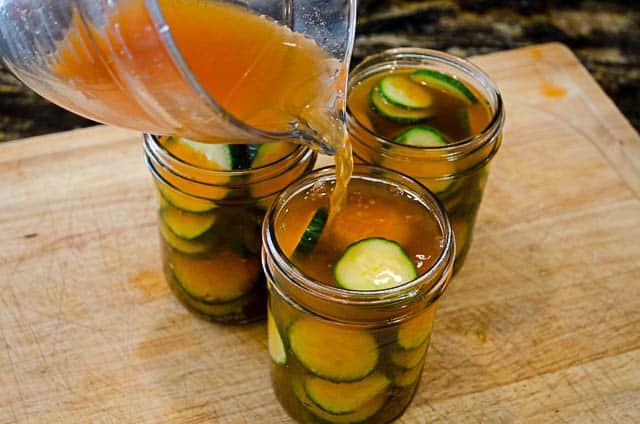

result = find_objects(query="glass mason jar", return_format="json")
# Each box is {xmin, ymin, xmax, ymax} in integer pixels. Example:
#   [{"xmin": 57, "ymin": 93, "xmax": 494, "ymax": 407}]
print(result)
[
  {"xmin": 143, "ymin": 134, "xmax": 317, "ymax": 324},
  {"xmin": 347, "ymin": 48, "xmax": 505, "ymax": 273},
  {"xmin": 263, "ymin": 166, "xmax": 455, "ymax": 423}
]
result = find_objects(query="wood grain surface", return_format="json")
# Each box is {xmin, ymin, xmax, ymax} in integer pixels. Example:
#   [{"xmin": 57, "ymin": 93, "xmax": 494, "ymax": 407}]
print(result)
[{"xmin": 1, "ymin": 43, "xmax": 639, "ymax": 423}]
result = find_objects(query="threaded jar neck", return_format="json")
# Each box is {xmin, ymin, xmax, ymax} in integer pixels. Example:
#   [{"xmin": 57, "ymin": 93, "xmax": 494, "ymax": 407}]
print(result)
[
  {"xmin": 347, "ymin": 48, "xmax": 505, "ymax": 176},
  {"xmin": 143, "ymin": 134, "xmax": 317, "ymax": 204}
]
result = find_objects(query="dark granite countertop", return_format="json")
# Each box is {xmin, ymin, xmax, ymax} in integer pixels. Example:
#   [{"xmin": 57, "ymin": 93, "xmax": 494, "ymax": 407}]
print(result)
[{"xmin": 0, "ymin": 0, "xmax": 638, "ymax": 142}]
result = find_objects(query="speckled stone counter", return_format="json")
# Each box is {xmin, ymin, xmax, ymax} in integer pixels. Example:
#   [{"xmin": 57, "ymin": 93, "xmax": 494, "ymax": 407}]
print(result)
[{"xmin": 0, "ymin": 0, "xmax": 638, "ymax": 141}]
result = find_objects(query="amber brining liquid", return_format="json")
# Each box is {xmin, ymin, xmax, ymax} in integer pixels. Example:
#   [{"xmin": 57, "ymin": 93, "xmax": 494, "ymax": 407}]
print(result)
[
  {"xmin": 348, "ymin": 69, "xmax": 492, "ymax": 142},
  {"xmin": 54, "ymin": 0, "xmax": 353, "ymax": 214},
  {"xmin": 276, "ymin": 178, "xmax": 444, "ymax": 287}
]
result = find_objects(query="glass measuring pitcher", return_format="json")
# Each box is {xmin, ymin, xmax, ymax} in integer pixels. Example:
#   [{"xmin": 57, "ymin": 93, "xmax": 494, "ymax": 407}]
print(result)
[{"xmin": 0, "ymin": 0, "xmax": 356, "ymax": 153}]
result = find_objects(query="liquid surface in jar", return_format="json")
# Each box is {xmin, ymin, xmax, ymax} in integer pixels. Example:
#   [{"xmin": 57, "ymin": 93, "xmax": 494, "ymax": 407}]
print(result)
[
  {"xmin": 348, "ymin": 69, "xmax": 492, "ymax": 143},
  {"xmin": 276, "ymin": 178, "xmax": 444, "ymax": 287},
  {"xmin": 53, "ymin": 0, "xmax": 353, "ymax": 215}
]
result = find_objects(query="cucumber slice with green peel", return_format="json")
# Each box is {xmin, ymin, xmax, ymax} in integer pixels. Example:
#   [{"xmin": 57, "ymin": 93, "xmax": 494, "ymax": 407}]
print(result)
[
  {"xmin": 441, "ymin": 186, "xmax": 466, "ymax": 211},
  {"xmin": 288, "ymin": 317, "xmax": 379, "ymax": 382},
  {"xmin": 293, "ymin": 209, "xmax": 328, "ymax": 256},
  {"xmin": 161, "ymin": 203, "xmax": 216, "ymax": 240},
  {"xmin": 304, "ymin": 372, "xmax": 390, "ymax": 415},
  {"xmin": 160, "ymin": 136, "xmax": 258, "ymax": 170},
  {"xmin": 334, "ymin": 238, "xmax": 418, "ymax": 291},
  {"xmin": 292, "ymin": 377, "xmax": 387, "ymax": 424},
  {"xmin": 191, "ymin": 296, "xmax": 250, "ymax": 318},
  {"xmin": 174, "ymin": 277, "xmax": 253, "ymax": 318},
  {"xmin": 394, "ymin": 126, "xmax": 447, "ymax": 147},
  {"xmin": 392, "ymin": 364, "xmax": 424, "ymax": 388},
  {"xmin": 159, "ymin": 219, "xmax": 210, "ymax": 255},
  {"xmin": 250, "ymin": 142, "xmax": 296, "ymax": 168},
  {"xmin": 157, "ymin": 183, "xmax": 217, "ymax": 213},
  {"xmin": 410, "ymin": 69, "xmax": 478, "ymax": 104},
  {"xmin": 397, "ymin": 307, "xmax": 437, "ymax": 350},
  {"xmin": 278, "ymin": 208, "xmax": 328, "ymax": 257},
  {"xmin": 197, "ymin": 142, "xmax": 235, "ymax": 170},
  {"xmin": 457, "ymin": 107, "xmax": 472, "ymax": 138},
  {"xmin": 229, "ymin": 144, "xmax": 259, "ymax": 170},
  {"xmin": 170, "ymin": 250, "xmax": 259, "ymax": 304},
  {"xmin": 392, "ymin": 126, "xmax": 453, "ymax": 193},
  {"xmin": 268, "ymin": 308, "xmax": 287, "ymax": 365},
  {"xmin": 390, "ymin": 336, "xmax": 431, "ymax": 370},
  {"xmin": 269, "ymin": 294, "xmax": 299, "ymax": 337},
  {"xmin": 421, "ymin": 176, "xmax": 455, "ymax": 195},
  {"xmin": 370, "ymin": 87, "xmax": 435, "ymax": 124},
  {"xmin": 160, "ymin": 136, "xmax": 234, "ymax": 169},
  {"xmin": 377, "ymin": 75, "xmax": 434, "ymax": 109}
]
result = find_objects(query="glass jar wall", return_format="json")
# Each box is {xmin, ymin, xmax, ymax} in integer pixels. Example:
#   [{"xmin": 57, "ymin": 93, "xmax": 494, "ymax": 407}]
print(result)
[
  {"xmin": 347, "ymin": 48, "xmax": 504, "ymax": 274},
  {"xmin": 262, "ymin": 166, "xmax": 455, "ymax": 422},
  {"xmin": 144, "ymin": 134, "xmax": 317, "ymax": 323}
]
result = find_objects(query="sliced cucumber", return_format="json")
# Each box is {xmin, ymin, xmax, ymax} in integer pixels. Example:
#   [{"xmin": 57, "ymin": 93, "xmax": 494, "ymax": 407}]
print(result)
[
  {"xmin": 288, "ymin": 317, "xmax": 378, "ymax": 382},
  {"xmin": 293, "ymin": 209, "xmax": 328, "ymax": 256},
  {"xmin": 250, "ymin": 142, "xmax": 295, "ymax": 168},
  {"xmin": 377, "ymin": 75, "xmax": 433, "ymax": 109},
  {"xmin": 441, "ymin": 185, "xmax": 466, "ymax": 211},
  {"xmin": 420, "ymin": 176, "xmax": 455, "ymax": 195},
  {"xmin": 457, "ymin": 107, "xmax": 472, "ymax": 138},
  {"xmin": 170, "ymin": 250, "xmax": 259, "ymax": 304},
  {"xmin": 393, "ymin": 126, "xmax": 454, "ymax": 193},
  {"xmin": 160, "ymin": 136, "xmax": 233, "ymax": 169},
  {"xmin": 269, "ymin": 294, "xmax": 299, "ymax": 338},
  {"xmin": 292, "ymin": 377, "xmax": 386, "ymax": 424},
  {"xmin": 397, "ymin": 307, "xmax": 436, "ymax": 350},
  {"xmin": 410, "ymin": 69, "xmax": 478, "ymax": 104},
  {"xmin": 159, "ymin": 219, "xmax": 210, "ymax": 255},
  {"xmin": 334, "ymin": 238, "xmax": 418, "ymax": 291},
  {"xmin": 394, "ymin": 126, "xmax": 447, "ymax": 147},
  {"xmin": 175, "ymin": 280, "xmax": 252, "ymax": 318},
  {"xmin": 228, "ymin": 144, "xmax": 259, "ymax": 170},
  {"xmin": 392, "ymin": 364, "xmax": 424, "ymax": 388},
  {"xmin": 161, "ymin": 203, "xmax": 216, "ymax": 240},
  {"xmin": 157, "ymin": 183, "xmax": 217, "ymax": 213},
  {"xmin": 304, "ymin": 372, "xmax": 390, "ymax": 415},
  {"xmin": 268, "ymin": 307, "xmax": 287, "ymax": 365},
  {"xmin": 248, "ymin": 143, "xmax": 303, "ymax": 204},
  {"xmin": 384, "ymin": 124, "xmax": 455, "ymax": 194},
  {"xmin": 159, "ymin": 136, "xmax": 259, "ymax": 170},
  {"xmin": 390, "ymin": 337, "xmax": 431, "ymax": 370},
  {"xmin": 370, "ymin": 86, "xmax": 434, "ymax": 124}
]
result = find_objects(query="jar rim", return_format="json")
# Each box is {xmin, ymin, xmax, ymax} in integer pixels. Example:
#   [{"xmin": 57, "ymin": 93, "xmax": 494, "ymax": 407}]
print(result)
[
  {"xmin": 143, "ymin": 133, "xmax": 312, "ymax": 178},
  {"xmin": 143, "ymin": 133, "xmax": 317, "ymax": 203},
  {"xmin": 347, "ymin": 47, "xmax": 505, "ymax": 156},
  {"xmin": 262, "ymin": 165, "xmax": 455, "ymax": 317}
]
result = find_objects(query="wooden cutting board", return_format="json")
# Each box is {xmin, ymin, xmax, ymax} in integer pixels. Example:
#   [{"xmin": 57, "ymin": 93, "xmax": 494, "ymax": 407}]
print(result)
[{"xmin": 1, "ymin": 43, "xmax": 639, "ymax": 423}]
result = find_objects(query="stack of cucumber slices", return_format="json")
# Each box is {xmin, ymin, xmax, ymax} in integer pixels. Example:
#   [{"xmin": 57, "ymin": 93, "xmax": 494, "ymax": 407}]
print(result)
[
  {"xmin": 370, "ymin": 69, "xmax": 478, "ymax": 149},
  {"xmin": 265, "ymin": 210, "xmax": 434, "ymax": 421},
  {"xmin": 154, "ymin": 136, "xmax": 299, "ymax": 319},
  {"xmin": 268, "ymin": 305, "xmax": 436, "ymax": 422},
  {"xmin": 370, "ymin": 74, "xmax": 436, "ymax": 124},
  {"xmin": 159, "ymin": 189, "xmax": 264, "ymax": 319},
  {"xmin": 159, "ymin": 135, "xmax": 294, "ymax": 171}
]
